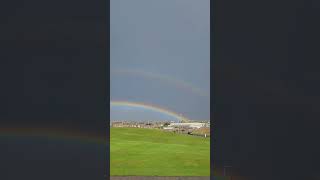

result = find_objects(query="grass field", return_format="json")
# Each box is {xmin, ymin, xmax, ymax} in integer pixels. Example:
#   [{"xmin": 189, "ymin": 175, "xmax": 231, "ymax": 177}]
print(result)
[
  {"xmin": 110, "ymin": 127, "xmax": 210, "ymax": 176},
  {"xmin": 192, "ymin": 127, "xmax": 210, "ymax": 136}
]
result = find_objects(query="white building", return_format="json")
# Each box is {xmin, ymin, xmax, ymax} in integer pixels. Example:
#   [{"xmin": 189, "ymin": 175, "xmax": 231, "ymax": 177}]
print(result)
[{"xmin": 168, "ymin": 123, "xmax": 206, "ymax": 129}]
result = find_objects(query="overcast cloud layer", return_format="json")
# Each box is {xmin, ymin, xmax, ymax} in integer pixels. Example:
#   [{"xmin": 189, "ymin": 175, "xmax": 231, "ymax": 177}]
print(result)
[{"xmin": 111, "ymin": 0, "xmax": 210, "ymax": 121}]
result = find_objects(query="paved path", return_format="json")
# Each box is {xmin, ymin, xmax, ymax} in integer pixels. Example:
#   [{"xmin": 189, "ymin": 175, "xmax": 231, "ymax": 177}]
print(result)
[{"xmin": 110, "ymin": 176, "xmax": 210, "ymax": 180}]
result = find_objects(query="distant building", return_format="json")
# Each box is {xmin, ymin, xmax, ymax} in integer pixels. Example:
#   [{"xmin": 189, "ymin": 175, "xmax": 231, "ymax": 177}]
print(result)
[
  {"xmin": 111, "ymin": 121, "xmax": 166, "ymax": 129},
  {"xmin": 168, "ymin": 123, "xmax": 206, "ymax": 129},
  {"xmin": 163, "ymin": 127, "xmax": 174, "ymax": 130}
]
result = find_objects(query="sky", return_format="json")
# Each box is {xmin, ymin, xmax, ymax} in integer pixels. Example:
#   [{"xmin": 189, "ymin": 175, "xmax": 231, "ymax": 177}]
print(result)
[{"xmin": 110, "ymin": 0, "xmax": 210, "ymax": 121}]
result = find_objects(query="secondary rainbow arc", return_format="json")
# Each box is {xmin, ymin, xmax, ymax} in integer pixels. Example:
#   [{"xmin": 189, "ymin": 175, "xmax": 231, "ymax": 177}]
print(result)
[{"xmin": 111, "ymin": 69, "xmax": 209, "ymax": 98}]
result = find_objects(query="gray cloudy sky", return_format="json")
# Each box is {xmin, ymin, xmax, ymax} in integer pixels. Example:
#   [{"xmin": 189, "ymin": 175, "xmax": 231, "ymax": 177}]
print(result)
[{"xmin": 110, "ymin": 0, "xmax": 210, "ymax": 121}]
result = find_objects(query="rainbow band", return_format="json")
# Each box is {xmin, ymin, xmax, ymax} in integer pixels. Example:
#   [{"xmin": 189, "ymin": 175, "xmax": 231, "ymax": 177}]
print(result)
[
  {"xmin": 111, "ymin": 69, "xmax": 209, "ymax": 98},
  {"xmin": 111, "ymin": 100, "xmax": 190, "ymax": 122},
  {"xmin": 0, "ymin": 101, "xmax": 190, "ymax": 141}
]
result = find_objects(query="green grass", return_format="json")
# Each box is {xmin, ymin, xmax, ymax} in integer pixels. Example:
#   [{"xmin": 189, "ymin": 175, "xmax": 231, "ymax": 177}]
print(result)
[{"xmin": 110, "ymin": 127, "xmax": 210, "ymax": 176}]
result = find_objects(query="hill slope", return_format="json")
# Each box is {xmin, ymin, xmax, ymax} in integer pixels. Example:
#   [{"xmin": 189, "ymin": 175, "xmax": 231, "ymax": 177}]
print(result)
[{"xmin": 110, "ymin": 128, "xmax": 210, "ymax": 176}]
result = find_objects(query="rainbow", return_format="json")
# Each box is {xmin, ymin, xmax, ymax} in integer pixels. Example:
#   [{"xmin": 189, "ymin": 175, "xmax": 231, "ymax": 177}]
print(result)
[
  {"xmin": 111, "ymin": 100, "xmax": 190, "ymax": 122},
  {"xmin": 0, "ymin": 102, "xmax": 190, "ymax": 141},
  {"xmin": 111, "ymin": 69, "xmax": 209, "ymax": 98}
]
